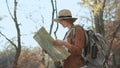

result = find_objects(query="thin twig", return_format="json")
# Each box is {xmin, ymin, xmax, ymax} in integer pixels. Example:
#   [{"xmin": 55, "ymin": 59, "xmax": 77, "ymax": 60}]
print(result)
[
  {"xmin": 5, "ymin": 0, "xmax": 14, "ymax": 20},
  {"xmin": 109, "ymin": 23, "xmax": 120, "ymax": 56},
  {"xmin": 110, "ymin": 23, "xmax": 120, "ymax": 49},
  {"xmin": 0, "ymin": 32, "xmax": 17, "ymax": 50}
]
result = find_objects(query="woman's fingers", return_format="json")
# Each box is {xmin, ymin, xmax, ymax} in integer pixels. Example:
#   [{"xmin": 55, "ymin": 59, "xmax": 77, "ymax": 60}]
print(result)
[{"xmin": 53, "ymin": 40, "xmax": 64, "ymax": 46}]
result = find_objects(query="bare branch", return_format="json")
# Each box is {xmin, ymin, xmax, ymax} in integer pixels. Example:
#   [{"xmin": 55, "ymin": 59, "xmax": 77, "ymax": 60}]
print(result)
[
  {"xmin": 102, "ymin": 0, "xmax": 106, "ymax": 9},
  {"xmin": 5, "ymin": 0, "xmax": 14, "ymax": 20},
  {"xmin": 6, "ymin": 0, "xmax": 21, "ymax": 67},
  {"xmin": 49, "ymin": 0, "xmax": 55, "ymax": 35},
  {"xmin": 110, "ymin": 23, "xmax": 120, "ymax": 48},
  {"xmin": 0, "ymin": 32, "xmax": 17, "ymax": 50},
  {"xmin": 54, "ymin": 0, "xmax": 58, "ymax": 39},
  {"xmin": 41, "ymin": 15, "xmax": 44, "ymax": 24},
  {"xmin": 13, "ymin": 0, "xmax": 21, "ymax": 67},
  {"xmin": 13, "ymin": 0, "xmax": 21, "ymax": 50},
  {"xmin": 108, "ymin": 23, "xmax": 120, "ymax": 57},
  {"xmin": 54, "ymin": 23, "xmax": 58, "ymax": 39}
]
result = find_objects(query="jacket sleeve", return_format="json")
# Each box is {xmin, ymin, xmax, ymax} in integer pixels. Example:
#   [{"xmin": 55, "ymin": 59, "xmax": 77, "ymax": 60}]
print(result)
[{"xmin": 68, "ymin": 26, "xmax": 85, "ymax": 56}]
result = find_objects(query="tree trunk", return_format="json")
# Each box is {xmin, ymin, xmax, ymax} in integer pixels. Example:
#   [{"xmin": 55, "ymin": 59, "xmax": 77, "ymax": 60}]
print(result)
[{"xmin": 94, "ymin": 10, "xmax": 105, "ymax": 37}]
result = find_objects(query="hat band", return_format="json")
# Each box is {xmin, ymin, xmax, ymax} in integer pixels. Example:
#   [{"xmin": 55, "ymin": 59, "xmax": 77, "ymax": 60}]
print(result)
[{"xmin": 58, "ymin": 16, "xmax": 72, "ymax": 18}]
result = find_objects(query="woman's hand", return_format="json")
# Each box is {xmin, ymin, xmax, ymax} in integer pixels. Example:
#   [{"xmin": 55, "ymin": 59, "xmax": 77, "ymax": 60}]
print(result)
[
  {"xmin": 53, "ymin": 40, "xmax": 72, "ymax": 50},
  {"xmin": 53, "ymin": 40, "xmax": 65, "ymax": 46}
]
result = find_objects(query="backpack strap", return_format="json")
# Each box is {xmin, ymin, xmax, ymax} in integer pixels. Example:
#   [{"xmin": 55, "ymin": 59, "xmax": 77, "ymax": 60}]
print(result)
[
  {"xmin": 63, "ymin": 25, "xmax": 76, "ymax": 40},
  {"xmin": 83, "ymin": 30, "xmax": 89, "ymax": 47},
  {"xmin": 82, "ymin": 29, "xmax": 92, "ymax": 57}
]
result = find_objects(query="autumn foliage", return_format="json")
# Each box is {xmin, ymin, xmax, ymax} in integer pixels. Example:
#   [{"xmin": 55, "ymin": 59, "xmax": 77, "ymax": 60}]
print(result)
[{"xmin": 0, "ymin": 47, "xmax": 46, "ymax": 68}]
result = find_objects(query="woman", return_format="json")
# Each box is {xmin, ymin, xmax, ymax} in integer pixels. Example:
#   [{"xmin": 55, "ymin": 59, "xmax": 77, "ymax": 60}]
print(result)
[{"xmin": 53, "ymin": 9, "xmax": 86, "ymax": 68}]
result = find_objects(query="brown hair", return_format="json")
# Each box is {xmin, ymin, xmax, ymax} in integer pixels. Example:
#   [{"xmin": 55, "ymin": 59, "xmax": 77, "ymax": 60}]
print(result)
[{"xmin": 62, "ymin": 19, "xmax": 75, "ymax": 24}]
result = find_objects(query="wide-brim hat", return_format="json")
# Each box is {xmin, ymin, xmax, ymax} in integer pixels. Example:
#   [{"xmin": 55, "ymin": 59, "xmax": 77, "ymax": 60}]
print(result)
[{"xmin": 54, "ymin": 9, "xmax": 77, "ymax": 23}]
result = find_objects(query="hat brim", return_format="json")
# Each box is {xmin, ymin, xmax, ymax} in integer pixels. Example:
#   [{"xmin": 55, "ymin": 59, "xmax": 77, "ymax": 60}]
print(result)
[{"xmin": 54, "ymin": 17, "xmax": 77, "ymax": 23}]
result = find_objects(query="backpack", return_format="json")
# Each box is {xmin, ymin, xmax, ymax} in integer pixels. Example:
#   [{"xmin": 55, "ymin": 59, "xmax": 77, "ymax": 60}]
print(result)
[
  {"xmin": 82, "ymin": 30, "xmax": 110, "ymax": 68},
  {"xmin": 67, "ymin": 25, "xmax": 110, "ymax": 68}
]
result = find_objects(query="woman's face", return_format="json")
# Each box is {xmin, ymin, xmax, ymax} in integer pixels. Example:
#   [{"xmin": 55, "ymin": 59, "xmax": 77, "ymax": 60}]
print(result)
[{"xmin": 59, "ymin": 20, "xmax": 68, "ymax": 28}]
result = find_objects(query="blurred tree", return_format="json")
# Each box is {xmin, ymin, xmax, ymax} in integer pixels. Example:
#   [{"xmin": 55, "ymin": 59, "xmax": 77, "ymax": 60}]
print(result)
[
  {"xmin": 80, "ymin": 0, "xmax": 120, "ymax": 67},
  {"xmin": 0, "ymin": 46, "xmax": 46, "ymax": 68},
  {"xmin": 18, "ymin": 46, "xmax": 42, "ymax": 68},
  {"xmin": 80, "ymin": 0, "xmax": 106, "ymax": 36},
  {"xmin": 0, "ymin": 45, "xmax": 16, "ymax": 68},
  {"xmin": 0, "ymin": 0, "xmax": 22, "ymax": 68},
  {"xmin": 49, "ymin": 0, "xmax": 58, "ymax": 39}
]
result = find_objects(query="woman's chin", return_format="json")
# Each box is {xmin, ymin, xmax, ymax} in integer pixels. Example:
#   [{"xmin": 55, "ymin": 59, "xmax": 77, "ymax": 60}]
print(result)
[{"xmin": 64, "ymin": 26, "xmax": 67, "ymax": 28}]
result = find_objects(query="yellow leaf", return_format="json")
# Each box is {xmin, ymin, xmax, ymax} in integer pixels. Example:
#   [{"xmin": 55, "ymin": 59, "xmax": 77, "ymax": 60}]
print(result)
[
  {"xmin": 80, "ymin": 0, "xmax": 90, "ymax": 5},
  {"xmin": 92, "ymin": 3, "xmax": 103, "ymax": 15}
]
